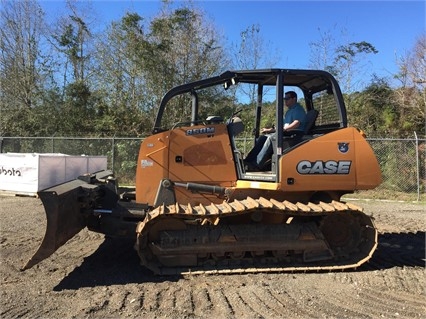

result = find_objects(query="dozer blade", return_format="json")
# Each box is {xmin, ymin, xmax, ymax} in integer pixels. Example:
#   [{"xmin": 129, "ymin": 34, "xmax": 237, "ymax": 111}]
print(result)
[{"xmin": 22, "ymin": 179, "xmax": 92, "ymax": 270}]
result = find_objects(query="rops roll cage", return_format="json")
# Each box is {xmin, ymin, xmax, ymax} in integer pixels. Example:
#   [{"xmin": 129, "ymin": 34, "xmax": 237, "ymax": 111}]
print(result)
[{"xmin": 152, "ymin": 69, "xmax": 347, "ymax": 153}]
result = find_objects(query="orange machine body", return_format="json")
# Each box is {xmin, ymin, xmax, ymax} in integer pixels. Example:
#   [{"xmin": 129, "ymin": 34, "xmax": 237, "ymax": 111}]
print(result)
[{"xmin": 136, "ymin": 124, "xmax": 381, "ymax": 206}]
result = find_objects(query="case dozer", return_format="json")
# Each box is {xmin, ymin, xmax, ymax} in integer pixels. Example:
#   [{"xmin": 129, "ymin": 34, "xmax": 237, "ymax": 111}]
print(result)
[{"xmin": 23, "ymin": 69, "xmax": 382, "ymax": 275}]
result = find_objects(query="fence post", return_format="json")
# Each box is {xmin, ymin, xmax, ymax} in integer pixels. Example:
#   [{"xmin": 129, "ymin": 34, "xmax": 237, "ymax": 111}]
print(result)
[
  {"xmin": 111, "ymin": 135, "xmax": 115, "ymax": 172},
  {"xmin": 414, "ymin": 132, "xmax": 420, "ymax": 201},
  {"xmin": 51, "ymin": 133, "xmax": 56, "ymax": 153}
]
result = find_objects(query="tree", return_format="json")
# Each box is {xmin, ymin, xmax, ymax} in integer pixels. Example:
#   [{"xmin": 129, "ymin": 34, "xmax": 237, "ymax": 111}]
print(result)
[
  {"xmin": 52, "ymin": 0, "xmax": 94, "ymax": 87},
  {"xmin": 398, "ymin": 34, "xmax": 426, "ymax": 87},
  {"xmin": 0, "ymin": 0, "xmax": 62, "ymax": 138},
  {"xmin": 309, "ymin": 27, "xmax": 378, "ymax": 93},
  {"xmin": 93, "ymin": 12, "xmax": 149, "ymax": 135},
  {"xmin": 348, "ymin": 77, "xmax": 397, "ymax": 136},
  {"xmin": 140, "ymin": 3, "xmax": 230, "ymax": 128},
  {"xmin": 334, "ymin": 41, "xmax": 378, "ymax": 93},
  {"xmin": 231, "ymin": 24, "xmax": 279, "ymax": 106},
  {"xmin": 0, "ymin": 0, "xmax": 49, "ymax": 111},
  {"xmin": 394, "ymin": 34, "xmax": 426, "ymax": 137},
  {"xmin": 55, "ymin": 16, "xmax": 90, "ymax": 82},
  {"xmin": 309, "ymin": 27, "xmax": 339, "ymax": 75}
]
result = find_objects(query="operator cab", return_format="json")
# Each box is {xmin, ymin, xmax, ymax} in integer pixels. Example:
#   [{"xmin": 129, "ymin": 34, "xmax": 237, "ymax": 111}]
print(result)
[{"xmin": 152, "ymin": 69, "xmax": 347, "ymax": 183}]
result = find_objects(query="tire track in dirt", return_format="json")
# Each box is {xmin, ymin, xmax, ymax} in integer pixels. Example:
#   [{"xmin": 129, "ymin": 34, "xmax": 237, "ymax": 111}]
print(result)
[
  {"xmin": 319, "ymin": 283, "xmax": 403, "ymax": 318},
  {"xmin": 388, "ymin": 267, "xmax": 425, "ymax": 294},
  {"xmin": 0, "ymin": 304, "xmax": 31, "ymax": 319},
  {"xmin": 249, "ymin": 287, "xmax": 292, "ymax": 317},
  {"xmin": 271, "ymin": 288, "xmax": 324, "ymax": 318},
  {"xmin": 172, "ymin": 286, "xmax": 195, "ymax": 316},
  {"xmin": 280, "ymin": 279, "xmax": 367, "ymax": 319},
  {"xmin": 154, "ymin": 286, "xmax": 175, "ymax": 313},
  {"xmin": 125, "ymin": 286, "xmax": 146, "ymax": 313},
  {"xmin": 226, "ymin": 290, "xmax": 263, "ymax": 318},
  {"xmin": 115, "ymin": 290, "xmax": 131, "ymax": 314},
  {"xmin": 139, "ymin": 287, "xmax": 160, "ymax": 311},
  {"xmin": 330, "ymin": 269, "xmax": 426, "ymax": 318},
  {"xmin": 192, "ymin": 286, "xmax": 215, "ymax": 317},
  {"xmin": 359, "ymin": 288, "xmax": 426, "ymax": 318},
  {"xmin": 0, "ymin": 293, "xmax": 51, "ymax": 319},
  {"xmin": 322, "ymin": 300, "xmax": 367, "ymax": 318},
  {"xmin": 234, "ymin": 287, "xmax": 288, "ymax": 318},
  {"xmin": 210, "ymin": 287, "xmax": 236, "ymax": 318}
]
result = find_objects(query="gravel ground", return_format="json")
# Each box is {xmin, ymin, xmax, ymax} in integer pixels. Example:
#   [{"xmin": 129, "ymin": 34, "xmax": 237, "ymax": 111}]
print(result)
[{"xmin": 0, "ymin": 196, "xmax": 425, "ymax": 318}]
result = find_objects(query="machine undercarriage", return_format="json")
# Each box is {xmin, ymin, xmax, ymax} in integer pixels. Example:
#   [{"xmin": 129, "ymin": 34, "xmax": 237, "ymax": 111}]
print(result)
[{"xmin": 135, "ymin": 197, "xmax": 377, "ymax": 275}]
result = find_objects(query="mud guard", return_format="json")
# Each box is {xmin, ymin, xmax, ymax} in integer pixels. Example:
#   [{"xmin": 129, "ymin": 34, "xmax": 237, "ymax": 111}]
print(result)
[{"xmin": 22, "ymin": 170, "xmax": 114, "ymax": 270}]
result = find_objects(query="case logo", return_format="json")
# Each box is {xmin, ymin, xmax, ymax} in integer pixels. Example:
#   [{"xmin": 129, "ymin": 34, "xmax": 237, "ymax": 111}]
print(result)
[
  {"xmin": 338, "ymin": 142, "xmax": 349, "ymax": 153},
  {"xmin": 297, "ymin": 160, "xmax": 351, "ymax": 174}
]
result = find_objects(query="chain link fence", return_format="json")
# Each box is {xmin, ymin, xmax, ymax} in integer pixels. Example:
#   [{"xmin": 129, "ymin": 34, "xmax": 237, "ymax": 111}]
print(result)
[
  {"xmin": 1, "ymin": 135, "xmax": 424, "ymax": 201},
  {"xmin": 367, "ymin": 137, "xmax": 425, "ymax": 201}
]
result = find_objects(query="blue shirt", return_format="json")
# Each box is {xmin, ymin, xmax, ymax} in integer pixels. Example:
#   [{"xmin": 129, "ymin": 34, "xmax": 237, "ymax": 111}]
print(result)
[{"xmin": 284, "ymin": 103, "xmax": 306, "ymax": 132}]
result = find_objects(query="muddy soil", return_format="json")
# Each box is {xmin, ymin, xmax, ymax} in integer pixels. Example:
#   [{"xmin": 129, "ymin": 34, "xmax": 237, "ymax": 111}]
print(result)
[{"xmin": 1, "ymin": 196, "xmax": 425, "ymax": 318}]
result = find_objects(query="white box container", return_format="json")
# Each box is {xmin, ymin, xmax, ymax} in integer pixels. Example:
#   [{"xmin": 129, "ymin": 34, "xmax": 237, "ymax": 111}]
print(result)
[{"xmin": 0, "ymin": 153, "xmax": 107, "ymax": 195}]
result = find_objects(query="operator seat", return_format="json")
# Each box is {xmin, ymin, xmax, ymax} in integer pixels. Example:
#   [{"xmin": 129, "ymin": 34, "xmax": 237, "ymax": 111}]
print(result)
[
  {"xmin": 227, "ymin": 116, "xmax": 245, "ymax": 174},
  {"xmin": 227, "ymin": 116, "xmax": 244, "ymax": 136},
  {"xmin": 303, "ymin": 109, "xmax": 319, "ymax": 134}
]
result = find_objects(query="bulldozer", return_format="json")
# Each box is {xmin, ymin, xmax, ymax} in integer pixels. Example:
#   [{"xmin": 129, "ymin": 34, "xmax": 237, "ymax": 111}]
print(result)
[{"xmin": 23, "ymin": 69, "xmax": 382, "ymax": 275}]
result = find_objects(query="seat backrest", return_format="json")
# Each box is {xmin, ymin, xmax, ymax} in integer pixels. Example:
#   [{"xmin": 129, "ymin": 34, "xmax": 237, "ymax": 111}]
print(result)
[
  {"xmin": 227, "ymin": 116, "xmax": 245, "ymax": 136},
  {"xmin": 304, "ymin": 109, "xmax": 319, "ymax": 134}
]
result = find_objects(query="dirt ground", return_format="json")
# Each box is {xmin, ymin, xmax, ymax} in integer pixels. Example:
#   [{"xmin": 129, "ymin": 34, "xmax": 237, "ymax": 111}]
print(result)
[{"xmin": 0, "ymin": 195, "xmax": 425, "ymax": 319}]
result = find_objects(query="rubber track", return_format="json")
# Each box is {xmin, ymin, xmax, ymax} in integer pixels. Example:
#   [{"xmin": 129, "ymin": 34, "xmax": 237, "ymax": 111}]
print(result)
[{"xmin": 135, "ymin": 197, "xmax": 378, "ymax": 275}]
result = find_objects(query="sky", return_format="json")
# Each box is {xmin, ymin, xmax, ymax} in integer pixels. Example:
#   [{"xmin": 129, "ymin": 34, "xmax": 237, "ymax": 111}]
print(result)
[{"xmin": 41, "ymin": 0, "xmax": 425, "ymax": 88}]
